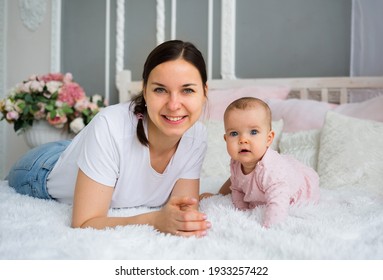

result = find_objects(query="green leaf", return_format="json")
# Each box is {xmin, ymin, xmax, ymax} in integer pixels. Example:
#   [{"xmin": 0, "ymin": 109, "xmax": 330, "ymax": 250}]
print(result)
[
  {"xmin": 24, "ymin": 94, "xmax": 33, "ymax": 103},
  {"xmin": 45, "ymin": 105, "xmax": 54, "ymax": 111}
]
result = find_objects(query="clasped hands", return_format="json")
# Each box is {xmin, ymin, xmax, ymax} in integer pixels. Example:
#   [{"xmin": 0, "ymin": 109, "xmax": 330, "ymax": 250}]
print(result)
[{"xmin": 154, "ymin": 196, "xmax": 211, "ymax": 237}]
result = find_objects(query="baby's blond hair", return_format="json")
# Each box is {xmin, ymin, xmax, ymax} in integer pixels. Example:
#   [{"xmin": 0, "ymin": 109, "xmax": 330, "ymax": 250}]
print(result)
[{"xmin": 224, "ymin": 97, "xmax": 272, "ymax": 130}]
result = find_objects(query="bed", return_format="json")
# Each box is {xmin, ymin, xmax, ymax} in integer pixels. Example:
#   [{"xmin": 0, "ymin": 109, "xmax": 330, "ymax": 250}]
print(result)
[
  {"xmin": 1, "ymin": 1, "xmax": 383, "ymax": 260},
  {"xmin": 1, "ymin": 74, "xmax": 383, "ymax": 260}
]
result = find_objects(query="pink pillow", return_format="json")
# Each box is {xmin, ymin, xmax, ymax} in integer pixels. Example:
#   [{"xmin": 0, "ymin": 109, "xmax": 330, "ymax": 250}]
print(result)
[
  {"xmin": 268, "ymin": 95, "xmax": 383, "ymax": 132},
  {"xmin": 334, "ymin": 95, "xmax": 383, "ymax": 122},
  {"xmin": 268, "ymin": 99, "xmax": 334, "ymax": 132},
  {"xmin": 208, "ymin": 86, "xmax": 290, "ymax": 121}
]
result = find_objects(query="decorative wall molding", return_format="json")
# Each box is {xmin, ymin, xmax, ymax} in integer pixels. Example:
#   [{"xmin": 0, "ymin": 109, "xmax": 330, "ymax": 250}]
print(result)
[
  {"xmin": 115, "ymin": 0, "xmax": 125, "ymax": 73},
  {"xmin": 18, "ymin": 0, "xmax": 47, "ymax": 32},
  {"xmin": 50, "ymin": 0, "xmax": 61, "ymax": 72},
  {"xmin": 0, "ymin": 0, "xmax": 7, "ymax": 178},
  {"xmin": 171, "ymin": 0, "xmax": 176, "ymax": 39},
  {"xmin": 221, "ymin": 0, "xmax": 236, "ymax": 79},
  {"xmin": 207, "ymin": 0, "xmax": 213, "ymax": 80},
  {"xmin": 156, "ymin": 0, "xmax": 165, "ymax": 45},
  {"xmin": 104, "ymin": 0, "xmax": 111, "ymax": 102}
]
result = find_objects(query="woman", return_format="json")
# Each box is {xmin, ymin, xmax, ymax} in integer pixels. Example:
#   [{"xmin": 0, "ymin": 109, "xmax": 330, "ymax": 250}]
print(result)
[{"xmin": 7, "ymin": 40, "xmax": 211, "ymax": 237}]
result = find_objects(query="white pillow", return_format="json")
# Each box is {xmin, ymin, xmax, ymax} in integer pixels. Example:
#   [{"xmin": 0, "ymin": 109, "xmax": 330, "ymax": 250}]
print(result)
[
  {"xmin": 317, "ymin": 111, "xmax": 383, "ymax": 193},
  {"xmin": 201, "ymin": 119, "xmax": 284, "ymax": 179},
  {"xmin": 279, "ymin": 129, "xmax": 320, "ymax": 170}
]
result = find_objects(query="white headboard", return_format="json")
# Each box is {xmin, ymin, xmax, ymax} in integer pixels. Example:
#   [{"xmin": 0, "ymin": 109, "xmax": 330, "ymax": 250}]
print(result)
[
  {"xmin": 114, "ymin": 1, "xmax": 383, "ymax": 105},
  {"xmin": 115, "ymin": 0, "xmax": 237, "ymax": 80},
  {"xmin": 116, "ymin": 70, "xmax": 383, "ymax": 105}
]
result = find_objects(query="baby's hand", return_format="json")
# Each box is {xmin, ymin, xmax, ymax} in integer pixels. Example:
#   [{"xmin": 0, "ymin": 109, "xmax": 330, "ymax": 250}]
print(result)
[{"xmin": 199, "ymin": 192, "xmax": 214, "ymax": 201}]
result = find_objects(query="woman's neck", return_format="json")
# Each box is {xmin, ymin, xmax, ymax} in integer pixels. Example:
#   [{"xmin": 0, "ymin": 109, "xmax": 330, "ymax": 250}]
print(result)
[{"xmin": 147, "ymin": 119, "xmax": 181, "ymax": 173}]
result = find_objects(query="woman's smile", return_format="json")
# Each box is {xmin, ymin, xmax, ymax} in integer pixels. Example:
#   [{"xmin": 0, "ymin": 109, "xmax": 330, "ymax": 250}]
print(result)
[{"xmin": 163, "ymin": 115, "xmax": 186, "ymax": 122}]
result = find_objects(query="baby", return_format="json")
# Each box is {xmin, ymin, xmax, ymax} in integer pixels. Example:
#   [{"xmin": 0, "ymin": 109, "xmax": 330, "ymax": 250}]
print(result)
[{"xmin": 202, "ymin": 97, "xmax": 320, "ymax": 228}]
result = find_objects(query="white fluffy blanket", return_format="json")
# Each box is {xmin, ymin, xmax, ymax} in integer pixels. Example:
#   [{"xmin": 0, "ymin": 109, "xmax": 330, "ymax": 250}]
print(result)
[{"xmin": 1, "ymin": 178, "xmax": 382, "ymax": 260}]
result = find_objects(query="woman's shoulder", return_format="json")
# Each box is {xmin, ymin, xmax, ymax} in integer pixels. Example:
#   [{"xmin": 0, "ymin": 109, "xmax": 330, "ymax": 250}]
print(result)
[
  {"xmin": 94, "ymin": 102, "xmax": 134, "ymax": 126},
  {"xmin": 85, "ymin": 102, "xmax": 136, "ymax": 138},
  {"xmin": 98, "ymin": 102, "xmax": 133, "ymax": 119},
  {"xmin": 184, "ymin": 121, "xmax": 207, "ymax": 140}
]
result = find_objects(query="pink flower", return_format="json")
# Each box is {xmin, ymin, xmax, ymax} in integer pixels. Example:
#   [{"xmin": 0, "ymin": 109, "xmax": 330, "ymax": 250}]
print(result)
[
  {"xmin": 1, "ymin": 72, "xmax": 106, "ymax": 134},
  {"xmin": 6, "ymin": 111, "xmax": 19, "ymax": 121},
  {"xmin": 39, "ymin": 73, "xmax": 64, "ymax": 82},
  {"xmin": 74, "ymin": 98, "xmax": 90, "ymax": 112},
  {"xmin": 58, "ymin": 82, "xmax": 85, "ymax": 106},
  {"xmin": 46, "ymin": 113, "xmax": 68, "ymax": 128},
  {"xmin": 63, "ymin": 73, "xmax": 73, "ymax": 83}
]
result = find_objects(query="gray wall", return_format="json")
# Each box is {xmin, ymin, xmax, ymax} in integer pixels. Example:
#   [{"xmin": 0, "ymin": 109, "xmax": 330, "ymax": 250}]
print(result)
[
  {"xmin": 61, "ymin": 0, "xmax": 108, "ymax": 101},
  {"xmin": 61, "ymin": 0, "xmax": 351, "ymax": 105},
  {"xmin": 236, "ymin": 0, "xmax": 351, "ymax": 78}
]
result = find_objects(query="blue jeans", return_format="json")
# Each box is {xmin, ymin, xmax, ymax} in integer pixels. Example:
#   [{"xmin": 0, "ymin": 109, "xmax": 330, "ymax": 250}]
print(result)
[{"xmin": 6, "ymin": 140, "xmax": 71, "ymax": 199}]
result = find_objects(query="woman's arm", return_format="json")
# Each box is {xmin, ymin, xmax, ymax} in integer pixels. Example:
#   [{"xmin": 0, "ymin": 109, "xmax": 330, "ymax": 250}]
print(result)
[
  {"xmin": 170, "ymin": 178, "xmax": 201, "ymax": 210},
  {"xmin": 71, "ymin": 170, "xmax": 210, "ymax": 237}
]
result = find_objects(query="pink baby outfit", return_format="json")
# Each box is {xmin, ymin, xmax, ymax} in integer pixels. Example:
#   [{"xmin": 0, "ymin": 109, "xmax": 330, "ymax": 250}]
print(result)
[{"xmin": 230, "ymin": 148, "xmax": 319, "ymax": 228}]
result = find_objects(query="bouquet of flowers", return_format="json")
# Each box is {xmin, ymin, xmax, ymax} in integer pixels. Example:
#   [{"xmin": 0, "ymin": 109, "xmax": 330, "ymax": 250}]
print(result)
[{"xmin": 0, "ymin": 72, "xmax": 107, "ymax": 134}]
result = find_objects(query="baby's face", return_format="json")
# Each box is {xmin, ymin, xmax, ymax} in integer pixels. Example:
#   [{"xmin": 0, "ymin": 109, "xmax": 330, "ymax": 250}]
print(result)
[{"xmin": 224, "ymin": 107, "xmax": 273, "ymax": 169}]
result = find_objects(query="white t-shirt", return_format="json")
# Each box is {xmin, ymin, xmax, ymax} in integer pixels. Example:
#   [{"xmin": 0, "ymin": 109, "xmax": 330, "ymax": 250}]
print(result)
[{"xmin": 47, "ymin": 102, "xmax": 207, "ymax": 208}]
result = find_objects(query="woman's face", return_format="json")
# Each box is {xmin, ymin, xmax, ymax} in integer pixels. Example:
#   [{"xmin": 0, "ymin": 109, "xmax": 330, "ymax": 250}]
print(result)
[{"xmin": 143, "ymin": 58, "xmax": 207, "ymax": 141}]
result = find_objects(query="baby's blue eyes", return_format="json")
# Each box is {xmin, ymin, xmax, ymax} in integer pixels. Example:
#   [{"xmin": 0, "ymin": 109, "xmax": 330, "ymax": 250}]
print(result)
[
  {"xmin": 228, "ymin": 130, "xmax": 258, "ymax": 137},
  {"xmin": 250, "ymin": 129, "xmax": 258, "ymax": 135}
]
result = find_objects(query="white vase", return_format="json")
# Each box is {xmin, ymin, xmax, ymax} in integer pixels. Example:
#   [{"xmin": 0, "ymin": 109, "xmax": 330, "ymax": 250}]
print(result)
[{"xmin": 23, "ymin": 120, "xmax": 73, "ymax": 148}]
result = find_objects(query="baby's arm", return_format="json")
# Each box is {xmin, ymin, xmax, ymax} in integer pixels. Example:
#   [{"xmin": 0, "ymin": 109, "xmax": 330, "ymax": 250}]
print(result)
[
  {"xmin": 231, "ymin": 188, "xmax": 249, "ymax": 210},
  {"xmin": 263, "ymin": 182, "xmax": 290, "ymax": 228},
  {"xmin": 199, "ymin": 178, "xmax": 232, "ymax": 200}
]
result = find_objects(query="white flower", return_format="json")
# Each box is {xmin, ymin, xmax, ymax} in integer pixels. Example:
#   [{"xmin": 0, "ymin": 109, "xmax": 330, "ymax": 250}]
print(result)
[
  {"xmin": 46, "ymin": 81, "xmax": 62, "ymax": 94},
  {"xmin": 29, "ymin": 74, "xmax": 38, "ymax": 80},
  {"xmin": 30, "ymin": 80, "xmax": 44, "ymax": 92},
  {"xmin": 4, "ymin": 99, "xmax": 15, "ymax": 111},
  {"xmin": 91, "ymin": 94, "xmax": 103, "ymax": 104},
  {"xmin": 22, "ymin": 81, "xmax": 32, "ymax": 93},
  {"xmin": 14, "ymin": 84, "xmax": 24, "ymax": 94},
  {"xmin": 70, "ymin": 117, "xmax": 85, "ymax": 134}
]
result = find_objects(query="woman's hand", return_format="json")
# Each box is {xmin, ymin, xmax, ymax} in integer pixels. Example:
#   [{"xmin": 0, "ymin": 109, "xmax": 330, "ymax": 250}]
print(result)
[{"xmin": 153, "ymin": 196, "xmax": 211, "ymax": 237}]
